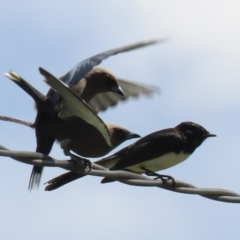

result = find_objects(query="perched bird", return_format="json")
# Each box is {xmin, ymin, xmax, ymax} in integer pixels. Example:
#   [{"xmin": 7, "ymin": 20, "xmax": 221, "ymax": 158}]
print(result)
[
  {"xmin": 45, "ymin": 121, "xmax": 216, "ymax": 190},
  {"xmin": 39, "ymin": 67, "xmax": 141, "ymax": 156},
  {"xmin": 5, "ymin": 40, "xmax": 161, "ymax": 190}
]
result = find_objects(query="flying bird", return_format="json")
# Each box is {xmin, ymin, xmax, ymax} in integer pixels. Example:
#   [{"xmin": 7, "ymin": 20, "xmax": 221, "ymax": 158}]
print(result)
[
  {"xmin": 45, "ymin": 121, "xmax": 216, "ymax": 190},
  {"xmin": 47, "ymin": 39, "xmax": 164, "ymax": 107},
  {"xmin": 5, "ymin": 39, "xmax": 161, "ymax": 190}
]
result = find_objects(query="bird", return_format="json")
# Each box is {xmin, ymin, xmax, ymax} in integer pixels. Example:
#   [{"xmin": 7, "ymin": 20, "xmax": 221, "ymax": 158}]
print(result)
[
  {"xmin": 45, "ymin": 121, "xmax": 216, "ymax": 191},
  {"xmin": 39, "ymin": 67, "xmax": 141, "ymax": 156},
  {"xmin": 77, "ymin": 68, "xmax": 160, "ymax": 113},
  {"xmin": 46, "ymin": 39, "xmax": 164, "ymax": 107},
  {"xmin": 4, "ymin": 39, "xmax": 161, "ymax": 190}
]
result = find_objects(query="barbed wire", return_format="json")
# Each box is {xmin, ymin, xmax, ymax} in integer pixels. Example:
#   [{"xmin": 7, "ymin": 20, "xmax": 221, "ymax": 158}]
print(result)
[{"xmin": 0, "ymin": 144, "xmax": 239, "ymax": 203}]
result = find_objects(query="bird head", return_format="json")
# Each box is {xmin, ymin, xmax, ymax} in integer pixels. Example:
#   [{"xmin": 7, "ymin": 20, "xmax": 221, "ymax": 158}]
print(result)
[
  {"xmin": 176, "ymin": 121, "xmax": 216, "ymax": 151},
  {"xmin": 106, "ymin": 123, "xmax": 141, "ymax": 149},
  {"xmin": 85, "ymin": 67, "xmax": 124, "ymax": 97}
]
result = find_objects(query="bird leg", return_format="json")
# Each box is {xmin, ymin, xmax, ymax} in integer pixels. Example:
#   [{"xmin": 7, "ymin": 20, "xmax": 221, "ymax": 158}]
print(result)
[
  {"xmin": 60, "ymin": 139, "xmax": 92, "ymax": 172},
  {"xmin": 60, "ymin": 139, "xmax": 72, "ymax": 156},
  {"xmin": 140, "ymin": 167, "xmax": 175, "ymax": 188},
  {"xmin": 68, "ymin": 154, "xmax": 92, "ymax": 173}
]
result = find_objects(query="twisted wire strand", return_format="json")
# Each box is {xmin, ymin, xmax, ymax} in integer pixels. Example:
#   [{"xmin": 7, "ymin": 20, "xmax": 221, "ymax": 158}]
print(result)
[
  {"xmin": 0, "ymin": 144, "xmax": 239, "ymax": 203},
  {"xmin": 0, "ymin": 116, "xmax": 33, "ymax": 127}
]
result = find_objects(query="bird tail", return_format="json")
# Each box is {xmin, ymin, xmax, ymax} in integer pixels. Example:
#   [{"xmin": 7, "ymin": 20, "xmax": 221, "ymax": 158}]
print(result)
[
  {"xmin": 5, "ymin": 71, "xmax": 55, "ymax": 191},
  {"xmin": 44, "ymin": 155, "xmax": 119, "ymax": 190},
  {"xmin": 44, "ymin": 172, "xmax": 86, "ymax": 191},
  {"xmin": 28, "ymin": 166, "xmax": 43, "ymax": 191},
  {"xmin": 4, "ymin": 71, "xmax": 50, "ymax": 111}
]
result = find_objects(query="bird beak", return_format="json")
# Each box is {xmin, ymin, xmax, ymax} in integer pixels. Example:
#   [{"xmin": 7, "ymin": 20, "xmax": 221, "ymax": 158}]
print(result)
[
  {"xmin": 206, "ymin": 133, "xmax": 216, "ymax": 137},
  {"xmin": 126, "ymin": 132, "xmax": 141, "ymax": 140},
  {"xmin": 111, "ymin": 85, "xmax": 124, "ymax": 96}
]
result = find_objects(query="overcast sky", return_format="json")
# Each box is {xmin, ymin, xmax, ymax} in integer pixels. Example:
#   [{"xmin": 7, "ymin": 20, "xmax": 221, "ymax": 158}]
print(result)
[{"xmin": 1, "ymin": 1, "xmax": 240, "ymax": 239}]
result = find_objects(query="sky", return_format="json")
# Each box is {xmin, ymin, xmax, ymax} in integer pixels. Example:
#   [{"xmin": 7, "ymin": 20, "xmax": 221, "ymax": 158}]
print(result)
[{"xmin": 1, "ymin": 1, "xmax": 240, "ymax": 239}]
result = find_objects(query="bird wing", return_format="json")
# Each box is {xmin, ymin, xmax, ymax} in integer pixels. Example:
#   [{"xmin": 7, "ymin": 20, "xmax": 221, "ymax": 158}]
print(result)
[
  {"xmin": 88, "ymin": 78, "xmax": 160, "ymax": 113},
  {"xmin": 4, "ymin": 71, "xmax": 49, "ymax": 110},
  {"xmin": 39, "ymin": 67, "xmax": 112, "ymax": 147},
  {"xmin": 48, "ymin": 39, "xmax": 164, "ymax": 105}
]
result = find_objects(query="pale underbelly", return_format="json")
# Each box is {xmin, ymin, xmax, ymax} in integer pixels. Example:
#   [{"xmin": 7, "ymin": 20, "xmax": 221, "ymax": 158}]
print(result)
[{"xmin": 125, "ymin": 152, "xmax": 190, "ymax": 173}]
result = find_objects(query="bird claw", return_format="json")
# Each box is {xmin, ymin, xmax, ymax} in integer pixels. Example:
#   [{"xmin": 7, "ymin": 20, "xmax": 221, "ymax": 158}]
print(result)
[
  {"xmin": 60, "ymin": 139, "xmax": 72, "ymax": 156},
  {"xmin": 60, "ymin": 139, "xmax": 92, "ymax": 172},
  {"xmin": 68, "ymin": 153, "xmax": 92, "ymax": 173},
  {"xmin": 154, "ymin": 175, "xmax": 176, "ymax": 188},
  {"xmin": 141, "ymin": 167, "xmax": 176, "ymax": 188}
]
